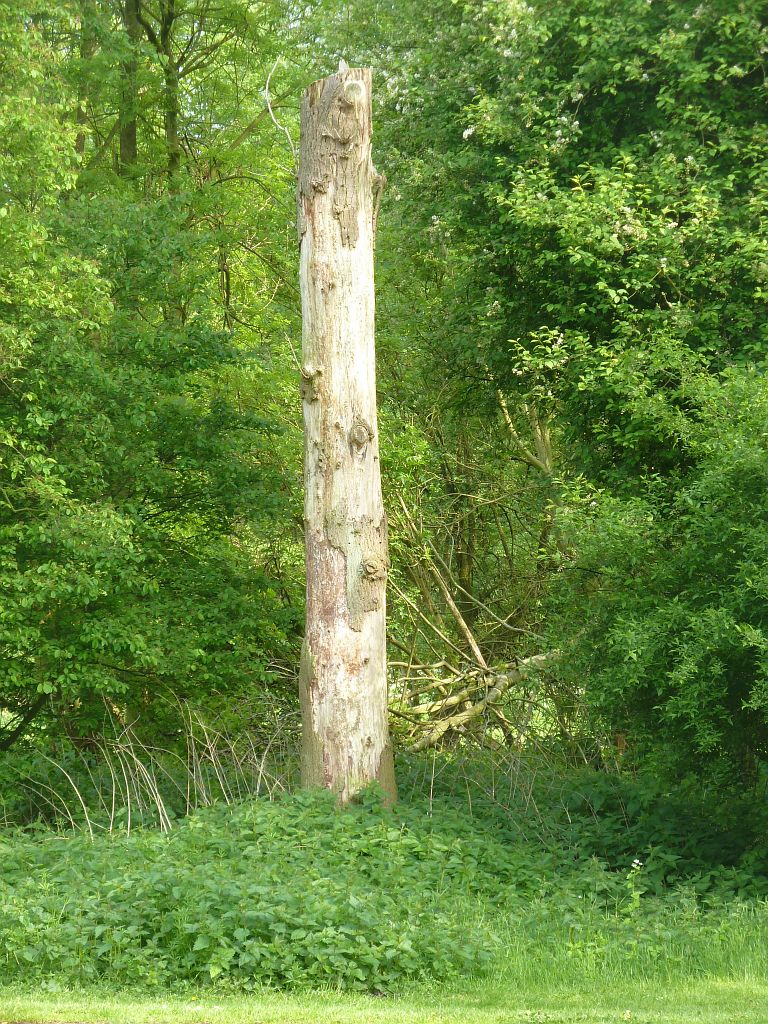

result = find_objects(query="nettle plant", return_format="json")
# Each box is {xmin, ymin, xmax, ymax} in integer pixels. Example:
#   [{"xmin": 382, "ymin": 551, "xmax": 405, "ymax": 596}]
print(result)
[{"xmin": 0, "ymin": 791, "xmax": 499, "ymax": 990}]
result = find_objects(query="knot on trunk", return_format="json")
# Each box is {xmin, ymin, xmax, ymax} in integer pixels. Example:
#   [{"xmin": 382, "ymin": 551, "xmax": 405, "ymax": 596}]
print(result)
[
  {"xmin": 349, "ymin": 416, "xmax": 373, "ymax": 453},
  {"xmin": 340, "ymin": 80, "xmax": 366, "ymax": 108},
  {"xmin": 362, "ymin": 554, "xmax": 387, "ymax": 581},
  {"xmin": 301, "ymin": 365, "xmax": 323, "ymax": 402}
]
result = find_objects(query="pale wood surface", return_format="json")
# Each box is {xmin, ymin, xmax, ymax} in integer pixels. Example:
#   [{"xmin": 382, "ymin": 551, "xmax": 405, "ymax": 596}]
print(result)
[{"xmin": 298, "ymin": 66, "xmax": 396, "ymax": 804}]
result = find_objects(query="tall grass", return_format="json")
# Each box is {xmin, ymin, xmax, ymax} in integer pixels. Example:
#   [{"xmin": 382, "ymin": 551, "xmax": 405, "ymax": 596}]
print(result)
[
  {"xmin": 0, "ymin": 699, "xmax": 299, "ymax": 832},
  {"xmin": 488, "ymin": 894, "xmax": 768, "ymax": 987}
]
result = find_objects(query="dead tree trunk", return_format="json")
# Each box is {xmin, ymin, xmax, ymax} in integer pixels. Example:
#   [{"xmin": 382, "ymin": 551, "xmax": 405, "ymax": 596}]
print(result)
[{"xmin": 297, "ymin": 65, "xmax": 396, "ymax": 805}]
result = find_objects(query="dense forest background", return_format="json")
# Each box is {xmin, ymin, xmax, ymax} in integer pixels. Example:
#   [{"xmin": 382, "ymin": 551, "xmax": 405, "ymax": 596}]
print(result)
[
  {"xmin": 2, "ymin": 0, "xmax": 768, "ymax": 1000},
  {"xmin": 4, "ymin": 0, "xmax": 768, "ymax": 786}
]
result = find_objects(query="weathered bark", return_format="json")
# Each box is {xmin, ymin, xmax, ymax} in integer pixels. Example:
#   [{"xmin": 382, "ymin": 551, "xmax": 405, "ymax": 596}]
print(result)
[{"xmin": 297, "ymin": 65, "xmax": 396, "ymax": 805}]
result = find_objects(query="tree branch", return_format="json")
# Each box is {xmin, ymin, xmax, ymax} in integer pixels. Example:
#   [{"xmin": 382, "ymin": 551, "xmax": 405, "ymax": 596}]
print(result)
[
  {"xmin": 0, "ymin": 693, "xmax": 49, "ymax": 752},
  {"xmin": 406, "ymin": 652, "xmax": 555, "ymax": 752},
  {"xmin": 135, "ymin": 0, "xmax": 159, "ymax": 49}
]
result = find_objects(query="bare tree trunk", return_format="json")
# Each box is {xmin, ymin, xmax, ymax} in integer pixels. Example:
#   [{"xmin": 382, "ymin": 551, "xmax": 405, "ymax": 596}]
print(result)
[{"xmin": 297, "ymin": 65, "xmax": 396, "ymax": 805}]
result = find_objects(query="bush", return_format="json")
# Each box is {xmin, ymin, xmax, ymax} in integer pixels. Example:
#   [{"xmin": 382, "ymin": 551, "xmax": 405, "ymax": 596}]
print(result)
[
  {"xmin": 556, "ymin": 768, "xmax": 768, "ymax": 888},
  {"xmin": 0, "ymin": 789, "xmax": 505, "ymax": 991},
  {"xmin": 552, "ymin": 369, "xmax": 768, "ymax": 788},
  {"xmin": 2, "ymin": 782, "xmax": 768, "ymax": 992}
]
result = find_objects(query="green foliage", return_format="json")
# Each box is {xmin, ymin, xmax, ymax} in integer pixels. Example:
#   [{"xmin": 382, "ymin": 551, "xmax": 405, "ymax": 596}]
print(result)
[
  {"xmin": 552, "ymin": 369, "xmax": 768, "ymax": 781},
  {"xmin": 555, "ymin": 767, "xmax": 768, "ymax": 887},
  {"xmin": 1, "ymin": 2, "xmax": 767, "ymax": 1007},
  {"xmin": 371, "ymin": 0, "xmax": 768, "ymax": 478},
  {"xmin": 499, "ymin": 881, "xmax": 768, "ymax": 985},
  {"xmin": 0, "ymin": 791, "xmax": 496, "ymax": 990},
  {"xmin": 0, "ymin": 0, "xmax": 306, "ymax": 748},
  {"xmin": 1, "ymin": 787, "xmax": 767, "ymax": 993},
  {"xmin": 397, "ymin": 753, "xmax": 768, "ymax": 889}
]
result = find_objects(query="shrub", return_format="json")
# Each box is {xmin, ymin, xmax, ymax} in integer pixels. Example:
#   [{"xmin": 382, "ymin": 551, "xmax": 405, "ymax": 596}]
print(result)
[{"xmin": 0, "ymin": 789, "xmax": 504, "ymax": 991}]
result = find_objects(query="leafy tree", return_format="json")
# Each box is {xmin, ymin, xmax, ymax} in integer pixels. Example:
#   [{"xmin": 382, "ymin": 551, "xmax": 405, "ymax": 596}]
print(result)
[
  {"xmin": 0, "ymin": 0, "xmax": 306, "ymax": 750},
  {"xmin": 554, "ymin": 368, "xmax": 768, "ymax": 785},
  {"xmin": 331, "ymin": 0, "xmax": 768, "ymax": 781}
]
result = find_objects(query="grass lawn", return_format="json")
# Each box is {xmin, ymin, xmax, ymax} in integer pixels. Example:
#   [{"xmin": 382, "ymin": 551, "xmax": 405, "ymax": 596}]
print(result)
[{"xmin": 1, "ymin": 977, "xmax": 766, "ymax": 1024}]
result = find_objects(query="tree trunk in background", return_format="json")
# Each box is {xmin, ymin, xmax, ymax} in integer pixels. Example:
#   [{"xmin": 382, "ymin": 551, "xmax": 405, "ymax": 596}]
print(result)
[
  {"xmin": 159, "ymin": 1, "xmax": 180, "ymax": 180},
  {"xmin": 163, "ymin": 60, "xmax": 180, "ymax": 179},
  {"xmin": 297, "ymin": 65, "xmax": 396, "ymax": 805},
  {"xmin": 135, "ymin": 0, "xmax": 180, "ymax": 181},
  {"xmin": 75, "ymin": 13, "xmax": 96, "ymax": 159},
  {"xmin": 119, "ymin": 0, "xmax": 141, "ymax": 172},
  {"xmin": 118, "ymin": 0, "xmax": 141, "ymax": 169}
]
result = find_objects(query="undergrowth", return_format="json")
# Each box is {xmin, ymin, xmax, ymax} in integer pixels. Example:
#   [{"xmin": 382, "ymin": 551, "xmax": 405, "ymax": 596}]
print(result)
[
  {"xmin": 0, "ymin": 790, "xmax": 493, "ymax": 991},
  {"xmin": 1, "ymin": 784, "xmax": 767, "ymax": 993}
]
